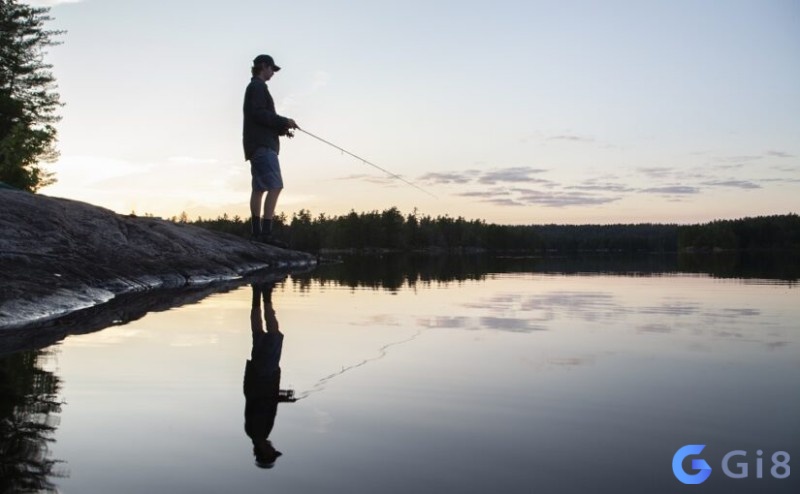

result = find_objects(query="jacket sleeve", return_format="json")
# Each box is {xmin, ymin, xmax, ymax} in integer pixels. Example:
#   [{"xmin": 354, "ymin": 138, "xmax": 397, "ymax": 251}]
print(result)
[{"xmin": 246, "ymin": 84, "xmax": 289, "ymax": 130}]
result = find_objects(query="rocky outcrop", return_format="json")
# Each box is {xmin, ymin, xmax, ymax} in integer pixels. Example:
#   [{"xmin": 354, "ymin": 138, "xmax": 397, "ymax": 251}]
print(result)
[{"xmin": 0, "ymin": 189, "xmax": 315, "ymax": 330}]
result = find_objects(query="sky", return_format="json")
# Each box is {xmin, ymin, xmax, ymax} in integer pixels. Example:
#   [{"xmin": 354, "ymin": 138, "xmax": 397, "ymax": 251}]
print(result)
[{"xmin": 33, "ymin": 0, "xmax": 800, "ymax": 225}]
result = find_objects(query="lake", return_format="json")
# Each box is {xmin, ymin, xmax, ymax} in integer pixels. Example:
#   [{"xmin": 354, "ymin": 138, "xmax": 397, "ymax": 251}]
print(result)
[{"xmin": 1, "ymin": 254, "xmax": 798, "ymax": 493}]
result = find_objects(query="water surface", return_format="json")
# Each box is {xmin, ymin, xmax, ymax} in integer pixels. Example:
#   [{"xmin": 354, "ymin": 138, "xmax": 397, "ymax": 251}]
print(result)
[{"xmin": 1, "ymin": 257, "xmax": 798, "ymax": 493}]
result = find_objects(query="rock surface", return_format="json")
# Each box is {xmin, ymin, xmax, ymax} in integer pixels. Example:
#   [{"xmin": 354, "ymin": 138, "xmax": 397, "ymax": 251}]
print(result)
[{"xmin": 0, "ymin": 189, "xmax": 315, "ymax": 330}]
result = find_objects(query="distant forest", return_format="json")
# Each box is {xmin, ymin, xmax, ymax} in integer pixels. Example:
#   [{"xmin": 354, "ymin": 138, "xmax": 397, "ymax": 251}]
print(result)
[{"xmin": 171, "ymin": 209, "xmax": 800, "ymax": 253}]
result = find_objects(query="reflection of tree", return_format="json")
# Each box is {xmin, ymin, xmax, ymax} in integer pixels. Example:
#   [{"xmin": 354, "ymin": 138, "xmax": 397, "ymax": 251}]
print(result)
[
  {"xmin": 290, "ymin": 253, "xmax": 688, "ymax": 292},
  {"xmin": 0, "ymin": 350, "xmax": 65, "ymax": 494}
]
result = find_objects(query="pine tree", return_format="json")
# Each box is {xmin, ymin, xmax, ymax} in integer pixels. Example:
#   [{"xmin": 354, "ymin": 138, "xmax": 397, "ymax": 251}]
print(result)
[{"xmin": 0, "ymin": 0, "xmax": 64, "ymax": 192}]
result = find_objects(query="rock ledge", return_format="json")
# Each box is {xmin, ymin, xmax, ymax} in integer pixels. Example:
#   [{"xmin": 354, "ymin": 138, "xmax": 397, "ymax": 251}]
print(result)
[{"xmin": 0, "ymin": 189, "xmax": 315, "ymax": 330}]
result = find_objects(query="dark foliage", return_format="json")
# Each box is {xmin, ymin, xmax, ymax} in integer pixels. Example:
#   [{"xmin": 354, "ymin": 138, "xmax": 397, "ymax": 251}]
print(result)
[
  {"xmin": 176, "ymin": 207, "xmax": 680, "ymax": 253},
  {"xmin": 0, "ymin": 0, "xmax": 63, "ymax": 192},
  {"xmin": 0, "ymin": 349, "xmax": 65, "ymax": 493},
  {"xmin": 178, "ymin": 209, "xmax": 797, "ymax": 254},
  {"xmin": 678, "ymin": 214, "xmax": 800, "ymax": 251}
]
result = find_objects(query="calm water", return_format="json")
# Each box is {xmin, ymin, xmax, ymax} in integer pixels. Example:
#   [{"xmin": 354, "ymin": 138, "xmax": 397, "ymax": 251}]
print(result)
[{"xmin": 1, "ymin": 256, "xmax": 798, "ymax": 493}]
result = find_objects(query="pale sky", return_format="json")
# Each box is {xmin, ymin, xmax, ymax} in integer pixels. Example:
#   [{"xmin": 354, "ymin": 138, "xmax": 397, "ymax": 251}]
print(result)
[{"xmin": 36, "ymin": 0, "xmax": 800, "ymax": 225}]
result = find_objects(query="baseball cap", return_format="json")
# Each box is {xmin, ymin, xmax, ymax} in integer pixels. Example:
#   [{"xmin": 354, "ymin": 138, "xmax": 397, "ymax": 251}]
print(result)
[{"xmin": 253, "ymin": 54, "xmax": 281, "ymax": 71}]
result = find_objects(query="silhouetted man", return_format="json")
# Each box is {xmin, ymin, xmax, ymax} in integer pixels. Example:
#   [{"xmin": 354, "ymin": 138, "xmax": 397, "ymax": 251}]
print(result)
[
  {"xmin": 242, "ymin": 54, "xmax": 298, "ymax": 246},
  {"xmin": 244, "ymin": 281, "xmax": 294, "ymax": 468}
]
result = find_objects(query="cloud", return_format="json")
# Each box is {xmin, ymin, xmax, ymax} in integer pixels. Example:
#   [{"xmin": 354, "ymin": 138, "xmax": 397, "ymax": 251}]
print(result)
[
  {"xmin": 337, "ymin": 173, "xmax": 399, "ymax": 186},
  {"xmin": 716, "ymin": 155, "xmax": 763, "ymax": 164},
  {"xmin": 517, "ymin": 191, "xmax": 622, "ymax": 207},
  {"xmin": 419, "ymin": 167, "xmax": 552, "ymax": 187},
  {"xmin": 547, "ymin": 134, "xmax": 594, "ymax": 143},
  {"xmin": 478, "ymin": 166, "xmax": 549, "ymax": 185},
  {"xmin": 701, "ymin": 180, "xmax": 761, "ymax": 190},
  {"xmin": 766, "ymin": 150, "xmax": 794, "ymax": 158},
  {"xmin": 637, "ymin": 167, "xmax": 674, "ymax": 178},
  {"xmin": 641, "ymin": 186, "xmax": 700, "ymax": 195},
  {"xmin": 458, "ymin": 188, "xmax": 622, "ymax": 208},
  {"xmin": 566, "ymin": 181, "xmax": 636, "ymax": 193},
  {"xmin": 486, "ymin": 198, "xmax": 527, "ymax": 207},
  {"xmin": 418, "ymin": 171, "xmax": 479, "ymax": 184}
]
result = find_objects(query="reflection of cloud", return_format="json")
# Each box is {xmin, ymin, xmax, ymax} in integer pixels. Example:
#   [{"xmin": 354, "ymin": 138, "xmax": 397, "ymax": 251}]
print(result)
[
  {"xmin": 417, "ymin": 315, "xmax": 546, "ymax": 333},
  {"xmin": 418, "ymin": 316, "xmax": 470, "ymax": 329},
  {"xmin": 766, "ymin": 341, "xmax": 789, "ymax": 350},
  {"xmin": 548, "ymin": 356, "xmax": 596, "ymax": 367},
  {"xmin": 637, "ymin": 323, "xmax": 674, "ymax": 334},
  {"xmin": 639, "ymin": 302, "xmax": 700, "ymax": 316},
  {"xmin": 352, "ymin": 314, "xmax": 402, "ymax": 327},
  {"xmin": 713, "ymin": 308, "xmax": 761, "ymax": 318},
  {"xmin": 479, "ymin": 317, "xmax": 547, "ymax": 333}
]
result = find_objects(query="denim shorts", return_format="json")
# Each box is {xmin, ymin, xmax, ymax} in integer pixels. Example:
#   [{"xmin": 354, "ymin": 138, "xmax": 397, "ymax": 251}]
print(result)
[{"xmin": 250, "ymin": 147, "xmax": 283, "ymax": 192}]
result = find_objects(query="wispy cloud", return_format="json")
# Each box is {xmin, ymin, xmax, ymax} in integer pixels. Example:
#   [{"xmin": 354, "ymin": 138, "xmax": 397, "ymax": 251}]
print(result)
[
  {"xmin": 520, "ymin": 131, "xmax": 597, "ymax": 145},
  {"xmin": 701, "ymin": 180, "xmax": 761, "ymax": 190},
  {"xmin": 641, "ymin": 186, "xmax": 700, "ymax": 195},
  {"xmin": 547, "ymin": 134, "xmax": 594, "ymax": 143},
  {"xmin": 478, "ymin": 166, "xmax": 549, "ymax": 184},
  {"xmin": 637, "ymin": 167, "xmax": 674, "ymax": 178},
  {"xmin": 419, "ymin": 167, "xmax": 550, "ymax": 186},
  {"xmin": 516, "ymin": 190, "xmax": 622, "ymax": 207},
  {"xmin": 337, "ymin": 173, "xmax": 398, "ymax": 185},
  {"xmin": 566, "ymin": 181, "xmax": 637, "ymax": 193},
  {"xmin": 418, "ymin": 171, "xmax": 479, "ymax": 184},
  {"xmin": 458, "ymin": 188, "xmax": 621, "ymax": 208},
  {"xmin": 766, "ymin": 150, "xmax": 794, "ymax": 158}
]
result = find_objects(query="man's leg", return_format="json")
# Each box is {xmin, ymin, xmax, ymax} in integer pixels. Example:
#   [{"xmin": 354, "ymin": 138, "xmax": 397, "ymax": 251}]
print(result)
[
  {"xmin": 250, "ymin": 189, "xmax": 264, "ymax": 238},
  {"xmin": 261, "ymin": 188, "xmax": 282, "ymax": 237}
]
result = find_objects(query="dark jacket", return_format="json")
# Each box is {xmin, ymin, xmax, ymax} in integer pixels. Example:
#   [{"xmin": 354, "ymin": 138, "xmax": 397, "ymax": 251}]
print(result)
[{"xmin": 242, "ymin": 77, "xmax": 290, "ymax": 160}]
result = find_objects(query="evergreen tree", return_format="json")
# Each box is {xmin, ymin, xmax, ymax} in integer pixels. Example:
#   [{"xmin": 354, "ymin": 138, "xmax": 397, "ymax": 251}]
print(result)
[{"xmin": 0, "ymin": 0, "xmax": 64, "ymax": 192}]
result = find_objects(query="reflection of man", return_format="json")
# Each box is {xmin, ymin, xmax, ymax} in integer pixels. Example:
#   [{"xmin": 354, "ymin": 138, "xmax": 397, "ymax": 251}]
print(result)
[{"xmin": 244, "ymin": 282, "xmax": 294, "ymax": 469}]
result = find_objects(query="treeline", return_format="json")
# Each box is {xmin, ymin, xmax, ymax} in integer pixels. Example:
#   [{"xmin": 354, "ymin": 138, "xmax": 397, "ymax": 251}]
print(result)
[
  {"xmin": 174, "ymin": 209, "xmax": 798, "ymax": 253},
  {"xmin": 678, "ymin": 214, "xmax": 800, "ymax": 251}
]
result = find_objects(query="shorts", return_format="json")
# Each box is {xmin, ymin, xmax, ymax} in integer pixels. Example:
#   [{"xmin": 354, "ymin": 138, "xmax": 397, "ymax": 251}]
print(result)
[{"xmin": 250, "ymin": 147, "xmax": 283, "ymax": 192}]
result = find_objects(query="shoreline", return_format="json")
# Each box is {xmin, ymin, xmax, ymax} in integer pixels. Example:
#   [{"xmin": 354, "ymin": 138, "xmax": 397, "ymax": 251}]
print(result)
[{"xmin": 0, "ymin": 189, "xmax": 317, "ymax": 332}]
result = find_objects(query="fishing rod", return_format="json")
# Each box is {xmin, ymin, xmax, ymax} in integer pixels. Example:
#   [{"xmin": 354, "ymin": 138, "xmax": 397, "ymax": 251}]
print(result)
[{"xmin": 296, "ymin": 127, "xmax": 438, "ymax": 199}]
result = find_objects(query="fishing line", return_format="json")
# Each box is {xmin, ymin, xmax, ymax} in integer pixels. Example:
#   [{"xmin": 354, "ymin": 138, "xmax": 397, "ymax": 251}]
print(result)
[
  {"xmin": 293, "ymin": 329, "xmax": 424, "ymax": 401},
  {"xmin": 296, "ymin": 127, "xmax": 438, "ymax": 199}
]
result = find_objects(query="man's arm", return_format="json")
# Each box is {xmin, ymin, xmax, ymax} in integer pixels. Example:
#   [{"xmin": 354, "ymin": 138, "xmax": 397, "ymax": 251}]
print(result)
[{"xmin": 245, "ymin": 84, "xmax": 296, "ymax": 131}]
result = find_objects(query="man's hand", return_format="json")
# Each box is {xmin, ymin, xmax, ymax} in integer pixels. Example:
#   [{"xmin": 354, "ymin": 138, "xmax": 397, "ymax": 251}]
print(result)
[{"xmin": 286, "ymin": 118, "xmax": 299, "ymax": 129}]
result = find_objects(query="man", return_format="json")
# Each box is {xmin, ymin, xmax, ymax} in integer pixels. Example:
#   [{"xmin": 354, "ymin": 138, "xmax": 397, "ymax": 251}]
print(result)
[{"xmin": 243, "ymin": 54, "xmax": 298, "ymax": 245}]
